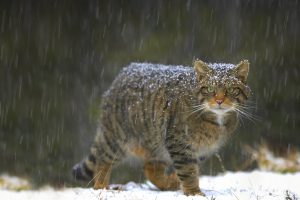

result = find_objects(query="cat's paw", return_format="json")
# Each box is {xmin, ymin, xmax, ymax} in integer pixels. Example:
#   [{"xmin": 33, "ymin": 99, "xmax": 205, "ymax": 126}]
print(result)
[{"xmin": 184, "ymin": 189, "xmax": 205, "ymax": 196}]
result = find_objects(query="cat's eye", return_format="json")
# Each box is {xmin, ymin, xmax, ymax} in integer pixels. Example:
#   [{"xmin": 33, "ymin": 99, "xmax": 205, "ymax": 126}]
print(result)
[
  {"xmin": 207, "ymin": 86, "xmax": 215, "ymax": 93},
  {"xmin": 201, "ymin": 86, "xmax": 215, "ymax": 95},
  {"xmin": 227, "ymin": 87, "xmax": 240, "ymax": 96}
]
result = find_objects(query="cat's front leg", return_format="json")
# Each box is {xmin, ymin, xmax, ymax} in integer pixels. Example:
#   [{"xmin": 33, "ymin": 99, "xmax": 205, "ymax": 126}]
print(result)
[
  {"xmin": 167, "ymin": 143, "xmax": 204, "ymax": 196},
  {"xmin": 176, "ymin": 162, "xmax": 204, "ymax": 196}
]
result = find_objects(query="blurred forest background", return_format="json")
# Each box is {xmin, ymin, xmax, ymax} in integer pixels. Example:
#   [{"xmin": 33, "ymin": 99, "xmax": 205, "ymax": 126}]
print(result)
[{"xmin": 0, "ymin": 0, "xmax": 299, "ymax": 187}]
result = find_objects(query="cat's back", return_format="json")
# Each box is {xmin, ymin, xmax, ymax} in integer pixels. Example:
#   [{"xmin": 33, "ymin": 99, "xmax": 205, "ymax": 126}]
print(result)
[
  {"xmin": 104, "ymin": 62, "xmax": 196, "ymax": 97},
  {"xmin": 100, "ymin": 63, "xmax": 197, "ymax": 138}
]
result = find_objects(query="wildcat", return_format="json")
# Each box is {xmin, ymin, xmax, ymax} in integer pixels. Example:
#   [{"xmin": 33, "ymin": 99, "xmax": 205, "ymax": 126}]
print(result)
[{"xmin": 72, "ymin": 59, "xmax": 251, "ymax": 196}]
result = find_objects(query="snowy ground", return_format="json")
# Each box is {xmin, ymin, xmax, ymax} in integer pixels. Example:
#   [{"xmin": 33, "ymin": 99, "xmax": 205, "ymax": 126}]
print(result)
[{"xmin": 1, "ymin": 171, "xmax": 299, "ymax": 200}]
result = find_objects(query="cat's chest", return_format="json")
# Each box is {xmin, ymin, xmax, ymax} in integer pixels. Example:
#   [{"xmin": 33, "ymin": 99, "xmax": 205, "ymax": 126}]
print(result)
[
  {"xmin": 188, "ymin": 122, "xmax": 227, "ymax": 145},
  {"xmin": 188, "ymin": 125, "xmax": 228, "ymax": 157},
  {"xmin": 184, "ymin": 113, "xmax": 237, "ymax": 155}
]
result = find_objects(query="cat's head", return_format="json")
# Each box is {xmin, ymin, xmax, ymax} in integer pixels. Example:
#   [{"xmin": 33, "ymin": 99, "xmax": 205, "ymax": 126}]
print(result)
[{"xmin": 194, "ymin": 59, "xmax": 251, "ymax": 115}]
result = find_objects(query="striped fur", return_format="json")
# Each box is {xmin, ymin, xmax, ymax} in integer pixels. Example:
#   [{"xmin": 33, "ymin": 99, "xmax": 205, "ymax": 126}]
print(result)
[{"xmin": 72, "ymin": 59, "xmax": 251, "ymax": 196}]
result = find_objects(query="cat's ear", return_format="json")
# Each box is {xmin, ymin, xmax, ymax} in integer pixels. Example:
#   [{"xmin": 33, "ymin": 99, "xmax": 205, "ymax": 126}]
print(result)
[
  {"xmin": 194, "ymin": 59, "xmax": 209, "ymax": 80},
  {"xmin": 235, "ymin": 60, "xmax": 249, "ymax": 83}
]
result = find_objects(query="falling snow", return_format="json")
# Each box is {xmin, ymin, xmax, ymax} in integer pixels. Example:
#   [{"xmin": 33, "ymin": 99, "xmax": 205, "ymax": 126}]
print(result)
[{"xmin": 1, "ymin": 1, "xmax": 299, "ymax": 199}]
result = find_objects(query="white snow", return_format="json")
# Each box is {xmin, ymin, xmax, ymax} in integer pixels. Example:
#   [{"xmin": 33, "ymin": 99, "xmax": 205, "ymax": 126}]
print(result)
[{"xmin": 1, "ymin": 171, "xmax": 299, "ymax": 200}]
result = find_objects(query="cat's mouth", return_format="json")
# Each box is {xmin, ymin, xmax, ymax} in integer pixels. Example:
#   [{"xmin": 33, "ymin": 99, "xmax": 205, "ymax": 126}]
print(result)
[
  {"xmin": 207, "ymin": 103, "xmax": 233, "ymax": 115},
  {"xmin": 210, "ymin": 107, "xmax": 232, "ymax": 115}
]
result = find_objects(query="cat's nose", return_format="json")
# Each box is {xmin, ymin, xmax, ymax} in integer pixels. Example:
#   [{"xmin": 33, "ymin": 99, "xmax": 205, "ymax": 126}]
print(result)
[
  {"xmin": 215, "ymin": 91, "xmax": 225, "ymax": 105},
  {"xmin": 216, "ymin": 99, "xmax": 223, "ymax": 105}
]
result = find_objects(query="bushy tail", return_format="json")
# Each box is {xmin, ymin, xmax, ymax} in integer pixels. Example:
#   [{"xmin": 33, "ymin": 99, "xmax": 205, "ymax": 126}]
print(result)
[{"xmin": 72, "ymin": 154, "xmax": 96, "ymax": 181}]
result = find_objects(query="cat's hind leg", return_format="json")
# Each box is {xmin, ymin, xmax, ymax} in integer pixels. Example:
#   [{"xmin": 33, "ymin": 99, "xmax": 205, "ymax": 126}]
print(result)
[
  {"xmin": 144, "ymin": 160, "xmax": 180, "ymax": 191},
  {"xmin": 90, "ymin": 127, "xmax": 127, "ymax": 189},
  {"xmin": 130, "ymin": 144, "xmax": 179, "ymax": 190},
  {"xmin": 93, "ymin": 163, "xmax": 113, "ymax": 189}
]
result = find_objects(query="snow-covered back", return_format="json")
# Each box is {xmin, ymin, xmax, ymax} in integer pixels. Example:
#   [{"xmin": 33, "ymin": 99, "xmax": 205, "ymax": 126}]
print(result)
[{"xmin": 117, "ymin": 62, "xmax": 196, "ymax": 91}]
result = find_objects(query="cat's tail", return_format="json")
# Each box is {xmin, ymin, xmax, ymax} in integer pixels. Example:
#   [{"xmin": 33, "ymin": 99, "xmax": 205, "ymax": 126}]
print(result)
[{"xmin": 72, "ymin": 154, "xmax": 96, "ymax": 181}]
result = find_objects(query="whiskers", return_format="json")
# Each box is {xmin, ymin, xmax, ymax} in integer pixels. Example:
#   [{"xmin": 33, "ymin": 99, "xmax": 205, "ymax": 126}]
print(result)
[
  {"xmin": 233, "ymin": 102, "xmax": 260, "ymax": 124},
  {"xmin": 185, "ymin": 98, "xmax": 260, "ymax": 125},
  {"xmin": 186, "ymin": 103, "xmax": 207, "ymax": 118}
]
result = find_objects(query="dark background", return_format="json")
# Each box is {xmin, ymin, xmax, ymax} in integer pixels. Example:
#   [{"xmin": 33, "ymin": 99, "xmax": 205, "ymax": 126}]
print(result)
[{"xmin": 0, "ymin": 0, "xmax": 299, "ymax": 187}]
